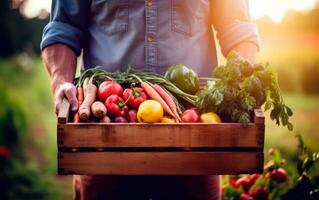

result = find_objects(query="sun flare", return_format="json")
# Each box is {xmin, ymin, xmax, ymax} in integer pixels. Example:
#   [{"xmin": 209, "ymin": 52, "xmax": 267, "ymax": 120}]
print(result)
[{"xmin": 249, "ymin": 0, "xmax": 319, "ymax": 22}]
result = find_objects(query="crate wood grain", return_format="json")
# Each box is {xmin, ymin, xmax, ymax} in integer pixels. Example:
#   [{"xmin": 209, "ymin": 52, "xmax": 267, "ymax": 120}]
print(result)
[{"xmin": 57, "ymin": 99, "xmax": 265, "ymax": 175}]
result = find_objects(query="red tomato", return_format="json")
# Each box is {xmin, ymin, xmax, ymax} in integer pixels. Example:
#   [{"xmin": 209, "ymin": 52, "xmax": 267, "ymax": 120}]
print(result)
[
  {"xmin": 229, "ymin": 177, "xmax": 238, "ymax": 188},
  {"xmin": 235, "ymin": 176, "xmax": 252, "ymax": 193},
  {"xmin": 270, "ymin": 168, "xmax": 287, "ymax": 183},
  {"xmin": 98, "ymin": 81, "xmax": 123, "ymax": 102},
  {"xmin": 127, "ymin": 110, "xmax": 138, "ymax": 123},
  {"xmin": 181, "ymin": 109, "xmax": 200, "ymax": 122},
  {"xmin": 250, "ymin": 187, "xmax": 268, "ymax": 200},
  {"xmin": 249, "ymin": 174, "xmax": 260, "ymax": 186}
]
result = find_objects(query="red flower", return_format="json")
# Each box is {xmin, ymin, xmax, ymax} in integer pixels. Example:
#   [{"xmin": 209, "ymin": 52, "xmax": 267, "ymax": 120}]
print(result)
[{"xmin": 0, "ymin": 146, "xmax": 11, "ymax": 158}]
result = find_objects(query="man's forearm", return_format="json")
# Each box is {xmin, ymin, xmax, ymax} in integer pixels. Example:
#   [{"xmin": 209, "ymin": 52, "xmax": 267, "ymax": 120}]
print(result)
[
  {"xmin": 232, "ymin": 42, "xmax": 258, "ymax": 63},
  {"xmin": 42, "ymin": 44, "xmax": 77, "ymax": 93}
]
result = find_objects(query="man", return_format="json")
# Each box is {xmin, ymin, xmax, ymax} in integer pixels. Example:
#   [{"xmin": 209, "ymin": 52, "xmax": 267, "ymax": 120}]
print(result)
[{"xmin": 41, "ymin": 0, "xmax": 260, "ymax": 199}]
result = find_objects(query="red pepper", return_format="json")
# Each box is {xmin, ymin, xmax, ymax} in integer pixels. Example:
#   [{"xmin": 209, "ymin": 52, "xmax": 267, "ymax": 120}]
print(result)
[
  {"xmin": 122, "ymin": 87, "xmax": 148, "ymax": 109},
  {"xmin": 105, "ymin": 94, "xmax": 128, "ymax": 117}
]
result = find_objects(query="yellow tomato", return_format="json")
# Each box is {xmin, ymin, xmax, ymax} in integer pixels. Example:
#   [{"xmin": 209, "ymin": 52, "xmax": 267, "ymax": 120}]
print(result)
[
  {"xmin": 161, "ymin": 117, "xmax": 177, "ymax": 123},
  {"xmin": 200, "ymin": 112, "xmax": 222, "ymax": 123},
  {"xmin": 137, "ymin": 100, "xmax": 164, "ymax": 123}
]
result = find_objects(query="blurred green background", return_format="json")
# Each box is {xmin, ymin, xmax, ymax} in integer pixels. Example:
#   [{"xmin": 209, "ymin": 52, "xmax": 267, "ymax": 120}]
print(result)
[{"xmin": 0, "ymin": 0, "xmax": 318, "ymax": 199}]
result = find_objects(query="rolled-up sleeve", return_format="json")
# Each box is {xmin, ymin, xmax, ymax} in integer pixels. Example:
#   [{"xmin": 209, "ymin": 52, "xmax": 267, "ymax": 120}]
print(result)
[
  {"xmin": 211, "ymin": 0, "xmax": 261, "ymax": 56},
  {"xmin": 40, "ymin": 0, "xmax": 91, "ymax": 56}
]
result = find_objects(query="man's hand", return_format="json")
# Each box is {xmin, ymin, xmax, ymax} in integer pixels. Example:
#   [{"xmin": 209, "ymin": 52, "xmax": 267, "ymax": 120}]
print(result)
[
  {"xmin": 42, "ymin": 44, "xmax": 77, "ymax": 114},
  {"xmin": 232, "ymin": 41, "xmax": 259, "ymax": 63},
  {"xmin": 54, "ymin": 82, "xmax": 78, "ymax": 114}
]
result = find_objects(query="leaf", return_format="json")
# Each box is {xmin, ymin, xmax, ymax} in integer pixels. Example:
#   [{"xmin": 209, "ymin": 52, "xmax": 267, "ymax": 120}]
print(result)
[
  {"xmin": 286, "ymin": 106, "xmax": 293, "ymax": 117},
  {"xmin": 295, "ymin": 134, "xmax": 305, "ymax": 151},
  {"xmin": 238, "ymin": 112, "xmax": 250, "ymax": 126},
  {"xmin": 287, "ymin": 122, "xmax": 294, "ymax": 131},
  {"xmin": 264, "ymin": 100, "xmax": 272, "ymax": 111},
  {"xmin": 223, "ymin": 186, "xmax": 243, "ymax": 199}
]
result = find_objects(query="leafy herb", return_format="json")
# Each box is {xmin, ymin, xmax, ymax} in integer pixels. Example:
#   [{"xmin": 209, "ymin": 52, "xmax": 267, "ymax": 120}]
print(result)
[{"xmin": 196, "ymin": 51, "xmax": 293, "ymax": 130}]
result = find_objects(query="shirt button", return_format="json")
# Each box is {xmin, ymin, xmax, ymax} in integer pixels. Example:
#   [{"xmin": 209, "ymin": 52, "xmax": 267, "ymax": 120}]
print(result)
[
  {"xmin": 147, "ymin": 0, "xmax": 153, "ymax": 6},
  {"xmin": 147, "ymin": 34, "xmax": 155, "ymax": 42}
]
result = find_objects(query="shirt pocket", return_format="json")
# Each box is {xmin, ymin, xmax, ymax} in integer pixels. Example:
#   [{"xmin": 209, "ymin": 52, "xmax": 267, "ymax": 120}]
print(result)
[
  {"xmin": 171, "ymin": 0, "xmax": 202, "ymax": 36},
  {"xmin": 91, "ymin": 0, "xmax": 129, "ymax": 35}
]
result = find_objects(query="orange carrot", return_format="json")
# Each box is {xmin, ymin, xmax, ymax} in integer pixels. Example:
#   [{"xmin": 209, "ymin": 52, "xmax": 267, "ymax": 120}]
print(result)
[
  {"xmin": 79, "ymin": 80, "xmax": 97, "ymax": 121},
  {"xmin": 152, "ymin": 84, "xmax": 181, "ymax": 121},
  {"xmin": 73, "ymin": 112, "xmax": 80, "ymax": 123},
  {"xmin": 141, "ymin": 82, "xmax": 177, "ymax": 120},
  {"xmin": 73, "ymin": 87, "xmax": 84, "ymax": 123},
  {"xmin": 77, "ymin": 87, "xmax": 84, "ymax": 104}
]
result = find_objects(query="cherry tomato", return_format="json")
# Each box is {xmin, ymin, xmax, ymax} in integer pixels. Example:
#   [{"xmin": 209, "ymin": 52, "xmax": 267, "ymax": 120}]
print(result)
[
  {"xmin": 98, "ymin": 81, "xmax": 123, "ymax": 102},
  {"xmin": 249, "ymin": 174, "xmax": 260, "ymax": 186},
  {"xmin": 229, "ymin": 177, "xmax": 238, "ymax": 188},
  {"xmin": 235, "ymin": 176, "xmax": 252, "ymax": 193},
  {"xmin": 270, "ymin": 168, "xmax": 287, "ymax": 183},
  {"xmin": 181, "ymin": 109, "xmax": 200, "ymax": 123},
  {"xmin": 250, "ymin": 187, "xmax": 268, "ymax": 200}
]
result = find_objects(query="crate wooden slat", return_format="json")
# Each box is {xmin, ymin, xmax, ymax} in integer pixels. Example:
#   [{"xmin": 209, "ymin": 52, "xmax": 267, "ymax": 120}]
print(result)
[
  {"xmin": 58, "ymin": 152, "xmax": 263, "ymax": 175},
  {"xmin": 58, "ymin": 123, "xmax": 264, "ymax": 148},
  {"xmin": 57, "ymin": 99, "xmax": 265, "ymax": 175}
]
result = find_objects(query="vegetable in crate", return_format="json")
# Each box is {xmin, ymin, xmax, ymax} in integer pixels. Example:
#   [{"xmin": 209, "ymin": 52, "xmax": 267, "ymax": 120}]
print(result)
[
  {"xmin": 98, "ymin": 81, "xmax": 123, "ymax": 102},
  {"xmin": 78, "ymin": 78, "xmax": 97, "ymax": 121},
  {"xmin": 164, "ymin": 64, "xmax": 200, "ymax": 95},
  {"xmin": 122, "ymin": 87, "xmax": 148, "ymax": 109},
  {"xmin": 104, "ymin": 94, "xmax": 128, "ymax": 117},
  {"xmin": 200, "ymin": 112, "xmax": 221, "ymax": 123},
  {"xmin": 91, "ymin": 101, "xmax": 107, "ymax": 119},
  {"xmin": 127, "ymin": 110, "xmax": 138, "ymax": 123},
  {"xmin": 114, "ymin": 116, "xmax": 128, "ymax": 123},
  {"xmin": 141, "ymin": 82, "xmax": 178, "ymax": 121},
  {"xmin": 137, "ymin": 100, "xmax": 163, "ymax": 123},
  {"xmin": 161, "ymin": 117, "xmax": 177, "ymax": 123},
  {"xmin": 195, "ymin": 52, "xmax": 293, "ymax": 130},
  {"xmin": 181, "ymin": 108, "xmax": 200, "ymax": 123}
]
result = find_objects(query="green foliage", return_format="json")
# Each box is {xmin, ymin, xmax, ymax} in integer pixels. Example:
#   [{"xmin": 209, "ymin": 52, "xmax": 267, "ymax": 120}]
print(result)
[
  {"xmin": 0, "ymin": 86, "xmax": 27, "ymax": 149},
  {"xmin": 0, "ymin": 57, "xmax": 61, "ymax": 199},
  {"xmin": 222, "ymin": 134, "xmax": 319, "ymax": 200},
  {"xmin": 196, "ymin": 52, "xmax": 293, "ymax": 130},
  {"xmin": 282, "ymin": 134, "xmax": 319, "ymax": 200}
]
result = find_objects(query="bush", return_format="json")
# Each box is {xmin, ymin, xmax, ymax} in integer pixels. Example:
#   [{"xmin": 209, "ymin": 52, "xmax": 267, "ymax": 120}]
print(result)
[{"xmin": 0, "ymin": 86, "xmax": 60, "ymax": 200}]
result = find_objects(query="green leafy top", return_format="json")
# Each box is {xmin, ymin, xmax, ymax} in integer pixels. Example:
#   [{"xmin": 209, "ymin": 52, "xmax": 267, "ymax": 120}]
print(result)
[{"xmin": 196, "ymin": 51, "xmax": 293, "ymax": 130}]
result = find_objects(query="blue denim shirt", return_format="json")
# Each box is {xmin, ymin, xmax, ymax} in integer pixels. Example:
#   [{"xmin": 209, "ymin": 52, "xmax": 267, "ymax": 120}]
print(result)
[{"xmin": 41, "ymin": 0, "xmax": 260, "ymax": 77}]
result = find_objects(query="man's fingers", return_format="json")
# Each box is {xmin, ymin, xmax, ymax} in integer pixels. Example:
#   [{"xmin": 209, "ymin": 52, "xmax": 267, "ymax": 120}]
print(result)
[
  {"xmin": 54, "ymin": 89, "xmax": 64, "ymax": 114},
  {"xmin": 64, "ymin": 85, "xmax": 78, "ymax": 112}
]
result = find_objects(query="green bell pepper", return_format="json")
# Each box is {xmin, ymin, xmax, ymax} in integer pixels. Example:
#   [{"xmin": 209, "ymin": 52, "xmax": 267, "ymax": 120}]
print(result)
[{"xmin": 164, "ymin": 64, "xmax": 200, "ymax": 94}]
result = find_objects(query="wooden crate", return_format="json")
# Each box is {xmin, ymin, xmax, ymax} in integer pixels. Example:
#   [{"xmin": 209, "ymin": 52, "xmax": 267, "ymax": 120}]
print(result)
[{"xmin": 57, "ymin": 99, "xmax": 265, "ymax": 175}]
